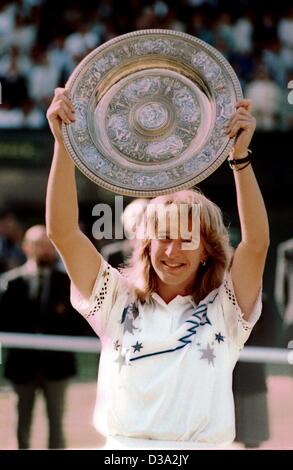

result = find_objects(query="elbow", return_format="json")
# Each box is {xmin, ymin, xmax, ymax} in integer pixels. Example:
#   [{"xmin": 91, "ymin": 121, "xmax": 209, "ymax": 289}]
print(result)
[
  {"xmin": 251, "ymin": 227, "xmax": 270, "ymax": 253},
  {"xmin": 254, "ymin": 238, "xmax": 270, "ymax": 255},
  {"xmin": 46, "ymin": 228, "xmax": 60, "ymax": 247},
  {"xmin": 252, "ymin": 236, "xmax": 270, "ymax": 254},
  {"xmin": 262, "ymin": 230, "xmax": 270, "ymax": 252},
  {"xmin": 242, "ymin": 236, "xmax": 270, "ymax": 255},
  {"xmin": 46, "ymin": 226, "xmax": 65, "ymax": 246},
  {"xmin": 46, "ymin": 222, "xmax": 59, "ymax": 242},
  {"xmin": 46, "ymin": 229, "xmax": 56, "ymax": 242},
  {"xmin": 46, "ymin": 225, "xmax": 78, "ymax": 248},
  {"xmin": 265, "ymin": 236, "xmax": 270, "ymax": 251}
]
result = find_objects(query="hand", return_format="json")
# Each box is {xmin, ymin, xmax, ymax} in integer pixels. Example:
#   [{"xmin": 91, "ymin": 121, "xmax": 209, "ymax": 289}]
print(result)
[
  {"xmin": 46, "ymin": 88, "xmax": 75, "ymax": 142},
  {"xmin": 227, "ymin": 99, "xmax": 256, "ymax": 158}
]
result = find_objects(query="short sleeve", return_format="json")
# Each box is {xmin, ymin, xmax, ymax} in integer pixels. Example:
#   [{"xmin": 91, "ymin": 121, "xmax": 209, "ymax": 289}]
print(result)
[
  {"xmin": 70, "ymin": 257, "xmax": 131, "ymax": 337},
  {"xmin": 216, "ymin": 270, "xmax": 262, "ymax": 352}
]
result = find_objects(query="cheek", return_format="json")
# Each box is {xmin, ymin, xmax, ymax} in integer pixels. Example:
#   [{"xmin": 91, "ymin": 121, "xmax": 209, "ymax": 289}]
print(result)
[
  {"xmin": 150, "ymin": 242, "xmax": 163, "ymax": 267},
  {"xmin": 185, "ymin": 250, "xmax": 202, "ymax": 269},
  {"xmin": 150, "ymin": 240, "xmax": 159, "ymax": 257}
]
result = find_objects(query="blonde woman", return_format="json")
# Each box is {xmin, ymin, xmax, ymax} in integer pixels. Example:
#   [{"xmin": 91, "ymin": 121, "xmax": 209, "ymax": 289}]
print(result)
[{"xmin": 46, "ymin": 88, "xmax": 269, "ymax": 449}]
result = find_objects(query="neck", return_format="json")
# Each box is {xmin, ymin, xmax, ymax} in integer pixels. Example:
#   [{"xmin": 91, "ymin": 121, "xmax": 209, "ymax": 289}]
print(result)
[{"xmin": 155, "ymin": 279, "xmax": 195, "ymax": 304}]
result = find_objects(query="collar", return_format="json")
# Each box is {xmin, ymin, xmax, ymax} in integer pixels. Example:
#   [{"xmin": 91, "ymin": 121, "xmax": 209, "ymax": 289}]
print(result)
[
  {"xmin": 150, "ymin": 292, "xmax": 197, "ymax": 309},
  {"xmin": 24, "ymin": 260, "xmax": 51, "ymax": 277}
]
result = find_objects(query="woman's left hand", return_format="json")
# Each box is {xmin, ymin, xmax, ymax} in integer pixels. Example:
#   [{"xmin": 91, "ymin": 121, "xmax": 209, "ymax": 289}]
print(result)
[{"xmin": 227, "ymin": 99, "xmax": 256, "ymax": 158}]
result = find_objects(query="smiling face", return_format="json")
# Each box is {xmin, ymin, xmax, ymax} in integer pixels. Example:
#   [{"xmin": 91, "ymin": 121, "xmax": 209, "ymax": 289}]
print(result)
[{"xmin": 149, "ymin": 211, "xmax": 206, "ymax": 303}]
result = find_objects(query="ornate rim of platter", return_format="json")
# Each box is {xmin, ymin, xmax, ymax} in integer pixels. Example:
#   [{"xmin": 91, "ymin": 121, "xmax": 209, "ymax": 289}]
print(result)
[{"xmin": 62, "ymin": 29, "xmax": 243, "ymax": 197}]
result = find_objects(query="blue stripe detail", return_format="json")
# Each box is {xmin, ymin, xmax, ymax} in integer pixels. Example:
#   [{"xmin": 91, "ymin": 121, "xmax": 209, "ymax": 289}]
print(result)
[
  {"xmin": 129, "ymin": 292, "xmax": 218, "ymax": 362},
  {"xmin": 121, "ymin": 306, "xmax": 128, "ymax": 324}
]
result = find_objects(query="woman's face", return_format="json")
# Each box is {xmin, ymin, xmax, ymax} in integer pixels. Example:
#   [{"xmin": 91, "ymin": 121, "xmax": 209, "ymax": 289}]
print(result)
[{"xmin": 149, "ymin": 213, "xmax": 205, "ymax": 301}]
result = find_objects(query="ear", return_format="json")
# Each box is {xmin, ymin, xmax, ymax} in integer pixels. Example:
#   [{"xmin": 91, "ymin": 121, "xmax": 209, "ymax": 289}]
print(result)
[{"xmin": 22, "ymin": 240, "xmax": 29, "ymax": 257}]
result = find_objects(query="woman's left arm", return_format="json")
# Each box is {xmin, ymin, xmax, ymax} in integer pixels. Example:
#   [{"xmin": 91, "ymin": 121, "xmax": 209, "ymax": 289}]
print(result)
[{"xmin": 227, "ymin": 99, "xmax": 270, "ymax": 321}]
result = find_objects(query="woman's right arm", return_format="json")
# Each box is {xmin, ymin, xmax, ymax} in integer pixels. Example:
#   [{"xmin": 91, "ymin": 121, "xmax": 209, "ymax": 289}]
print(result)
[{"xmin": 46, "ymin": 88, "xmax": 101, "ymax": 300}]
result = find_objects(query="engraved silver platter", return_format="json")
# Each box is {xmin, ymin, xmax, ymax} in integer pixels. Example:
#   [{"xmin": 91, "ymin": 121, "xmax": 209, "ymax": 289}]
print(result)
[{"xmin": 62, "ymin": 29, "xmax": 243, "ymax": 197}]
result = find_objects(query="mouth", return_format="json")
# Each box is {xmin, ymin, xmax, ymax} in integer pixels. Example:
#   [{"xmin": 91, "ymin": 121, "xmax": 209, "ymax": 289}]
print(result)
[{"xmin": 161, "ymin": 260, "xmax": 185, "ymax": 270}]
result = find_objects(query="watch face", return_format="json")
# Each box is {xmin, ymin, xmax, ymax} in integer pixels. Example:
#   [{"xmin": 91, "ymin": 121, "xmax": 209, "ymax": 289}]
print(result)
[{"xmin": 62, "ymin": 29, "xmax": 242, "ymax": 197}]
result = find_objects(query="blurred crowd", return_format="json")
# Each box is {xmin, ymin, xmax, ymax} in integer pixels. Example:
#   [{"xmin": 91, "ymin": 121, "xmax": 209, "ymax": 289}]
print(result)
[{"xmin": 0, "ymin": 0, "xmax": 292, "ymax": 131}]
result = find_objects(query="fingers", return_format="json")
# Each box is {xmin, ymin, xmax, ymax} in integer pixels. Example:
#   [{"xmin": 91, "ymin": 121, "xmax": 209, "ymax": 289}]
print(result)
[
  {"xmin": 227, "ymin": 104, "xmax": 256, "ymax": 137},
  {"xmin": 230, "ymin": 102, "xmax": 253, "ymax": 122},
  {"xmin": 48, "ymin": 88, "xmax": 75, "ymax": 125},
  {"xmin": 59, "ymin": 100, "xmax": 75, "ymax": 121},
  {"xmin": 228, "ymin": 110, "xmax": 254, "ymax": 129},
  {"xmin": 234, "ymin": 107, "xmax": 251, "ymax": 118},
  {"xmin": 227, "ymin": 119, "xmax": 252, "ymax": 138},
  {"xmin": 236, "ymin": 99, "xmax": 252, "ymax": 113},
  {"xmin": 56, "ymin": 107, "xmax": 71, "ymax": 125},
  {"xmin": 59, "ymin": 94, "xmax": 75, "ymax": 113},
  {"xmin": 54, "ymin": 87, "xmax": 70, "ymax": 99}
]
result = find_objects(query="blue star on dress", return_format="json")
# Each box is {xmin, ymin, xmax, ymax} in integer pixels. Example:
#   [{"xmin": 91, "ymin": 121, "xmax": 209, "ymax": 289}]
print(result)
[
  {"xmin": 199, "ymin": 343, "xmax": 216, "ymax": 366},
  {"xmin": 121, "ymin": 303, "xmax": 139, "ymax": 334},
  {"xmin": 132, "ymin": 341, "xmax": 143, "ymax": 353},
  {"xmin": 215, "ymin": 332, "xmax": 225, "ymax": 343},
  {"xmin": 123, "ymin": 315, "xmax": 138, "ymax": 334}
]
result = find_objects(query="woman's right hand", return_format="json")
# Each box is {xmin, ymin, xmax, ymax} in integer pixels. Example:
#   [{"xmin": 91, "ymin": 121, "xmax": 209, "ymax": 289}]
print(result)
[{"xmin": 46, "ymin": 88, "xmax": 75, "ymax": 142}]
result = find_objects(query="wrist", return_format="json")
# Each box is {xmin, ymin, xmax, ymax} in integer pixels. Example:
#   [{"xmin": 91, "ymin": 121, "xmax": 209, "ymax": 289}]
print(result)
[
  {"xmin": 54, "ymin": 140, "xmax": 66, "ymax": 151},
  {"xmin": 228, "ymin": 149, "xmax": 252, "ymax": 171},
  {"xmin": 231, "ymin": 148, "xmax": 249, "ymax": 159},
  {"xmin": 54, "ymin": 140, "xmax": 74, "ymax": 164}
]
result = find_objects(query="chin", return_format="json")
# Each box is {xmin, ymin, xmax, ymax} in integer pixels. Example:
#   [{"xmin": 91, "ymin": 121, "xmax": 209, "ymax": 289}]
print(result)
[{"xmin": 158, "ymin": 270, "xmax": 184, "ymax": 285}]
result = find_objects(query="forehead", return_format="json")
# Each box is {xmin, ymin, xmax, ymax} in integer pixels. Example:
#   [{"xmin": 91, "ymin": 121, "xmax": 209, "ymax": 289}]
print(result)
[
  {"xmin": 154, "ymin": 203, "xmax": 200, "ymax": 231},
  {"xmin": 29, "ymin": 235, "xmax": 52, "ymax": 247}
]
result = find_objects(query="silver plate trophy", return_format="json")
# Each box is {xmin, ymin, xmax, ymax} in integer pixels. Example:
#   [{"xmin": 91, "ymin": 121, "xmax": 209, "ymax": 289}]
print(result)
[{"xmin": 62, "ymin": 29, "xmax": 243, "ymax": 197}]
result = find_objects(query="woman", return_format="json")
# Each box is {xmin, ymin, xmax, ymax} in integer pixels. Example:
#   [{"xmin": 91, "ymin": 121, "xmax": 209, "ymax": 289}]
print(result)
[{"xmin": 46, "ymin": 88, "xmax": 269, "ymax": 449}]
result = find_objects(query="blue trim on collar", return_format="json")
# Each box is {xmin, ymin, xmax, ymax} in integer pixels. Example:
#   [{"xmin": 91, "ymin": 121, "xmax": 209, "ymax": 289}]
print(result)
[{"xmin": 129, "ymin": 292, "xmax": 218, "ymax": 362}]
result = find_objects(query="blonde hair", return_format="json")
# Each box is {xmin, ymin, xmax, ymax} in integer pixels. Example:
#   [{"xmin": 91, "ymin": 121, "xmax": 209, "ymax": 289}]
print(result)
[{"xmin": 120, "ymin": 189, "xmax": 232, "ymax": 304}]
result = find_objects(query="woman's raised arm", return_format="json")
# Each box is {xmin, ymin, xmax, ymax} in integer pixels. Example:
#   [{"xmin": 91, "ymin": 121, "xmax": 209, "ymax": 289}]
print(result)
[
  {"xmin": 46, "ymin": 88, "xmax": 101, "ymax": 300},
  {"xmin": 227, "ymin": 99, "xmax": 270, "ymax": 321}
]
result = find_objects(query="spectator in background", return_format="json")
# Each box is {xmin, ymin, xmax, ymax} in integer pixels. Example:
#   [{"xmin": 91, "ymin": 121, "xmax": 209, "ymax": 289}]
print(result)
[
  {"xmin": 48, "ymin": 35, "xmax": 75, "ymax": 81},
  {"xmin": 64, "ymin": 22, "xmax": 100, "ymax": 64},
  {"xmin": 0, "ymin": 225, "xmax": 88, "ymax": 449},
  {"xmin": 277, "ymin": 7, "xmax": 293, "ymax": 51},
  {"xmin": 0, "ymin": 45, "xmax": 28, "ymax": 108},
  {"xmin": 27, "ymin": 45, "xmax": 60, "ymax": 108},
  {"xmin": 245, "ymin": 65, "xmax": 282, "ymax": 131},
  {"xmin": 0, "ymin": 45, "xmax": 31, "ymax": 82},
  {"xmin": 0, "ymin": 0, "xmax": 17, "ymax": 54},
  {"xmin": 232, "ymin": 9, "xmax": 253, "ymax": 55},
  {"xmin": 0, "ymin": 212, "xmax": 26, "ymax": 273},
  {"xmin": 189, "ymin": 11, "xmax": 215, "ymax": 45},
  {"xmin": 275, "ymin": 238, "xmax": 293, "ymax": 347},
  {"xmin": 263, "ymin": 38, "xmax": 288, "ymax": 87},
  {"xmin": 10, "ymin": 13, "xmax": 37, "ymax": 54}
]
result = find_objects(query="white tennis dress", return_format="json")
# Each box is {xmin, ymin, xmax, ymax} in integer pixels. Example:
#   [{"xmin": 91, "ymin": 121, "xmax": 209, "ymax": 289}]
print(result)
[{"xmin": 71, "ymin": 257, "xmax": 262, "ymax": 449}]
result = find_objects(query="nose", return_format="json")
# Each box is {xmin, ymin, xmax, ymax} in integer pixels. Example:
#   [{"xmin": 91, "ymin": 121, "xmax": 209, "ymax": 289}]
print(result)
[{"xmin": 165, "ymin": 240, "xmax": 181, "ymax": 257}]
